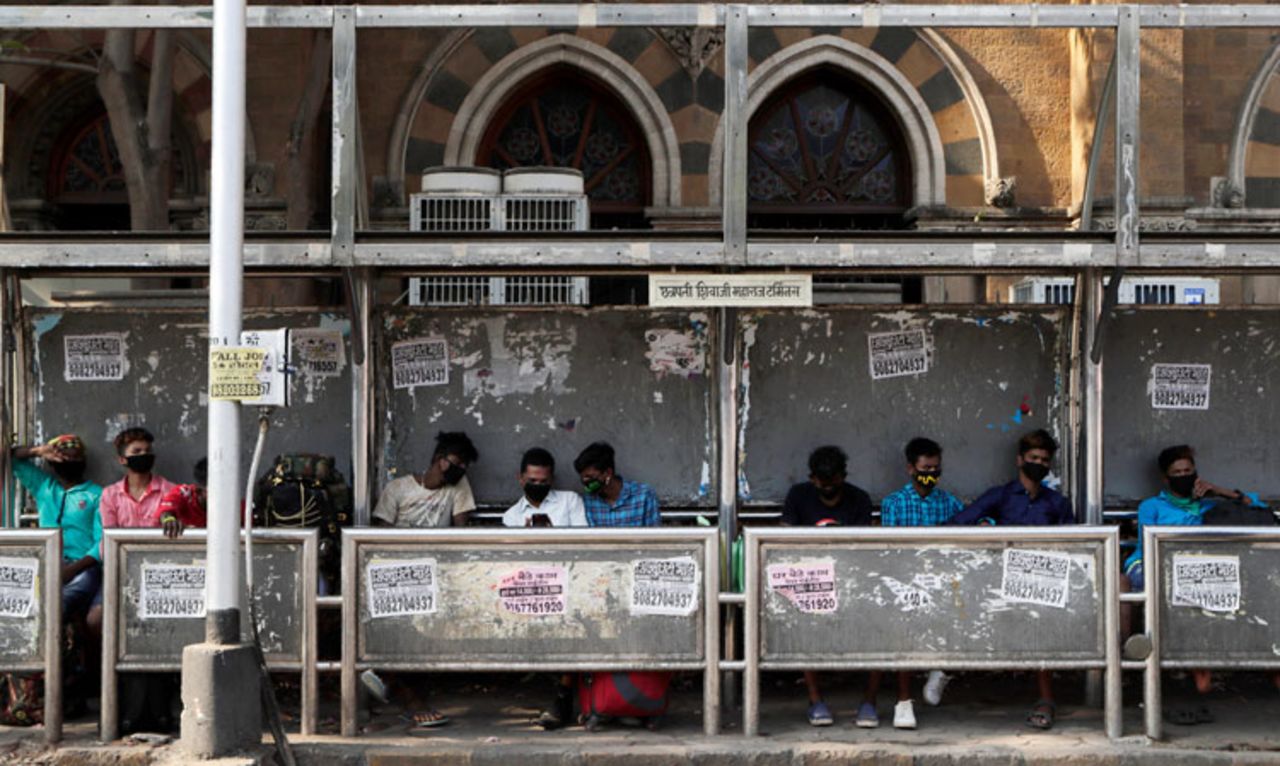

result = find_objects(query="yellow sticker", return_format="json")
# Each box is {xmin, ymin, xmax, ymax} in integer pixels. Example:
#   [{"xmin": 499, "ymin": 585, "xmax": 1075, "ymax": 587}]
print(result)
[{"xmin": 208, "ymin": 347, "xmax": 268, "ymax": 401}]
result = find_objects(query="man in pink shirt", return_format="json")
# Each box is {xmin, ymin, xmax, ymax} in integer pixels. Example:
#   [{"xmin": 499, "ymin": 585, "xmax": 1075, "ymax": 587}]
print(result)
[{"xmin": 98, "ymin": 428, "xmax": 176, "ymax": 530}]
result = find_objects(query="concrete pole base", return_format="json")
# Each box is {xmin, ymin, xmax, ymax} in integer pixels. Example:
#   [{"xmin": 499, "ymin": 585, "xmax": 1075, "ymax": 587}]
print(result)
[{"xmin": 180, "ymin": 642, "xmax": 262, "ymax": 758}]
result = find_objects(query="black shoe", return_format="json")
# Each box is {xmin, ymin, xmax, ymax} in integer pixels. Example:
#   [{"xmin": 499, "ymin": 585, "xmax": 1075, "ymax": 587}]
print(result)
[{"xmin": 536, "ymin": 689, "xmax": 573, "ymax": 730}]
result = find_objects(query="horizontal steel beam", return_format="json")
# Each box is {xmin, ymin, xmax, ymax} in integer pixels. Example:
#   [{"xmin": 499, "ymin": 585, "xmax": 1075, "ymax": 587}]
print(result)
[
  {"xmin": 4, "ymin": 239, "xmax": 1280, "ymax": 270},
  {"xmin": 0, "ymin": 4, "xmax": 1278, "ymax": 30}
]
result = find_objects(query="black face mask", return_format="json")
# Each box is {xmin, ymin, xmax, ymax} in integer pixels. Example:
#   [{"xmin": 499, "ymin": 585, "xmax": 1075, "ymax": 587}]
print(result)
[
  {"xmin": 442, "ymin": 463, "xmax": 467, "ymax": 486},
  {"xmin": 914, "ymin": 470, "xmax": 941, "ymax": 487},
  {"xmin": 125, "ymin": 454, "xmax": 156, "ymax": 474},
  {"xmin": 53, "ymin": 461, "xmax": 86, "ymax": 484},
  {"xmin": 1021, "ymin": 462, "xmax": 1050, "ymax": 483},
  {"xmin": 524, "ymin": 482, "xmax": 552, "ymax": 504},
  {"xmin": 1169, "ymin": 473, "xmax": 1198, "ymax": 498}
]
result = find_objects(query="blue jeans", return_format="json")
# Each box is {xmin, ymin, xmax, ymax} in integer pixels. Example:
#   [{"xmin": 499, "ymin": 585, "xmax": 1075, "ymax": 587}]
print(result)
[
  {"xmin": 1126, "ymin": 562, "xmax": 1145, "ymax": 592},
  {"xmin": 62, "ymin": 559, "xmax": 102, "ymax": 620}
]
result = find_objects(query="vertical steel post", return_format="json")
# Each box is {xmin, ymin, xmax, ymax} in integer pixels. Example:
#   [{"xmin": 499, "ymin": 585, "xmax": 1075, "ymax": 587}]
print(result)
[
  {"xmin": 0, "ymin": 269, "xmax": 10, "ymax": 528},
  {"xmin": 1083, "ymin": 270, "xmax": 1104, "ymax": 524},
  {"xmin": 340, "ymin": 535, "xmax": 358, "ymax": 736},
  {"xmin": 331, "ymin": 7, "xmax": 357, "ymax": 269},
  {"xmin": 722, "ymin": 5, "xmax": 748, "ymax": 267},
  {"xmin": 742, "ymin": 531, "xmax": 760, "ymax": 735},
  {"xmin": 350, "ymin": 269, "xmax": 372, "ymax": 526},
  {"xmin": 716, "ymin": 308, "xmax": 738, "ymax": 709},
  {"xmin": 43, "ymin": 533, "xmax": 61, "ymax": 743},
  {"xmin": 206, "ymin": 0, "xmax": 248, "ymax": 639},
  {"xmin": 1104, "ymin": 531, "xmax": 1122, "ymax": 738},
  {"xmin": 1144, "ymin": 528, "xmax": 1162, "ymax": 740},
  {"xmin": 702, "ymin": 531, "xmax": 721, "ymax": 735},
  {"xmin": 100, "ymin": 536, "xmax": 120, "ymax": 741},
  {"xmin": 1114, "ymin": 6, "xmax": 1140, "ymax": 265}
]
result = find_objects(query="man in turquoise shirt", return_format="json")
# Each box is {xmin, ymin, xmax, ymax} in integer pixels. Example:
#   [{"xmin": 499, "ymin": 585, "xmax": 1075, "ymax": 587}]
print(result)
[{"xmin": 10, "ymin": 434, "xmax": 104, "ymax": 621}]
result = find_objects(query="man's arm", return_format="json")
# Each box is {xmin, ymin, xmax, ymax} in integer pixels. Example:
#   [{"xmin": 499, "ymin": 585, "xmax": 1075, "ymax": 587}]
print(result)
[
  {"xmin": 90, "ymin": 494, "xmax": 104, "ymax": 559},
  {"xmin": 880, "ymin": 494, "xmax": 902, "ymax": 527},
  {"xmin": 450, "ymin": 477, "xmax": 477, "ymax": 528},
  {"xmin": 948, "ymin": 486, "xmax": 1001, "ymax": 526},
  {"xmin": 779, "ymin": 485, "xmax": 800, "ymax": 526},
  {"xmin": 852, "ymin": 488, "xmax": 874, "ymax": 526},
  {"xmin": 643, "ymin": 487, "xmax": 661, "ymax": 527},
  {"xmin": 565, "ymin": 493, "xmax": 588, "ymax": 527},
  {"xmin": 9, "ymin": 447, "xmax": 52, "ymax": 496},
  {"xmin": 370, "ymin": 481, "xmax": 399, "ymax": 527}
]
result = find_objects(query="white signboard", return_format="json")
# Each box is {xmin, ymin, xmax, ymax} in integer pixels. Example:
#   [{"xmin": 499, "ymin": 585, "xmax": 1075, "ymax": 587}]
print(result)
[
  {"xmin": 498, "ymin": 566, "xmax": 567, "ymax": 617},
  {"xmin": 1150, "ymin": 363, "xmax": 1211, "ymax": 410},
  {"xmin": 0, "ymin": 558, "xmax": 39, "ymax": 619},
  {"xmin": 291, "ymin": 329, "xmax": 345, "ymax": 378},
  {"xmin": 1171, "ymin": 554, "xmax": 1240, "ymax": 613},
  {"xmin": 139, "ymin": 563, "xmax": 207, "ymax": 620},
  {"xmin": 867, "ymin": 329, "xmax": 929, "ymax": 380},
  {"xmin": 1000, "ymin": 549, "xmax": 1071, "ymax": 609},
  {"xmin": 64, "ymin": 333, "xmax": 127, "ymax": 381},
  {"xmin": 366, "ymin": 559, "xmax": 439, "ymax": 619},
  {"xmin": 766, "ymin": 561, "xmax": 838, "ymax": 613},
  {"xmin": 649, "ymin": 274, "xmax": 812, "ymax": 308},
  {"xmin": 391, "ymin": 337, "xmax": 449, "ymax": 390},
  {"xmin": 630, "ymin": 557, "xmax": 699, "ymax": 617}
]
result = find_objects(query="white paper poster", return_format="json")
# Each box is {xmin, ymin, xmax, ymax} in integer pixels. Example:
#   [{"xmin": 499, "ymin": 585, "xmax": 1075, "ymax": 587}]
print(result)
[
  {"xmin": 366, "ymin": 559, "xmax": 439, "ymax": 618},
  {"xmin": 1171, "ymin": 554, "xmax": 1240, "ymax": 613},
  {"xmin": 766, "ymin": 561, "xmax": 838, "ymax": 613},
  {"xmin": 292, "ymin": 329, "xmax": 346, "ymax": 378},
  {"xmin": 0, "ymin": 558, "xmax": 39, "ymax": 619},
  {"xmin": 64, "ymin": 334, "xmax": 127, "ymax": 381},
  {"xmin": 867, "ymin": 330, "xmax": 929, "ymax": 380},
  {"xmin": 630, "ymin": 557, "xmax": 699, "ymax": 616},
  {"xmin": 1150, "ymin": 363, "xmax": 1212, "ymax": 410},
  {"xmin": 139, "ymin": 563, "xmax": 207, "ymax": 620},
  {"xmin": 1000, "ymin": 549, "xmax": 1071, "ymax": 609},
  {"xmin": 498, "ymin": 566, "xmax": 567, "ymax": 616},
  {"xmin": 391, "ymin": 337, "xmax": 449, "ymax": 389}
]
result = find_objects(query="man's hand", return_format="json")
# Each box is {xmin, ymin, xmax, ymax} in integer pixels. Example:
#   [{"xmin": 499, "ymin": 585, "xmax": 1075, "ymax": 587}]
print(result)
[
  {"xmin": 161, "ymin": 513, "xmax": 184, "ymax": 539},
  {"xmin": 1193, "ymin": 478, "xmax": 1238, "ymax": 500},
  {"xmin": 60, "ymin": 556, "xmax": 93, "ymax": 585}
]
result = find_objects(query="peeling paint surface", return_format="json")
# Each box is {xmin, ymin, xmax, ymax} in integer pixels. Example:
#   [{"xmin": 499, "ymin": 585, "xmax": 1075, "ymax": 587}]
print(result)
[
  {"xmin": 0, "ymin": 545, "xmax": 48, "ymax": 662},
  {"xmin": 1159, "ymin": 542, "xmax": 1280, "ymax": 665}
]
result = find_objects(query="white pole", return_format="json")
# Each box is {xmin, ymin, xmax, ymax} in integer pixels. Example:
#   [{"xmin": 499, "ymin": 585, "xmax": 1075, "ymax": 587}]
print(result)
[{"xmin": 207, "ymin": 0, "xmax": 247, "ymax": 641}]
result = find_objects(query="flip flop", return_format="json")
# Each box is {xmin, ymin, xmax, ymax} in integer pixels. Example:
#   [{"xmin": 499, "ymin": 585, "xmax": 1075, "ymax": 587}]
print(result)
[
  {"xmin": 1162, "ymin": 706, "xmax": 1198, "ymax": 726},
  {"xmin": 405, "ymin": 710, "xmax": 451, "ymax": 728},
  {"xmin": 1194, "ymin": 705, "xmax": 1215, "ymax": 724},
  {"xmin": 1025, "ymin": 699, "xmax": 1055, "ymax": 730}
]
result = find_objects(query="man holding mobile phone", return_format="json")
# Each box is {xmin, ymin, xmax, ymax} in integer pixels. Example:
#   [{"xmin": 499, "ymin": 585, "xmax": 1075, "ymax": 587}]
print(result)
[{"xmin": 502, "ymin": 447, "xmax": 587, "ymax": 528}]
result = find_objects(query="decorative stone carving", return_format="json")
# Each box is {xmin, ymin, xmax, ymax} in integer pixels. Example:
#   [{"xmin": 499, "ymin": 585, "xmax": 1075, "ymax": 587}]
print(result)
[
  {"xmin": 984, "ymin": 176, "xmax": 1017, "ymax": 208},
  {"xmin": 652, "ymin": 27, "xmax": 724, "ymax": 77},
  {"xmin": 1210, "ymin": 176, "xmax": 1245, "ymax": 209},
  {"xmin": 1090, "ymin": 216, "xmax": 1198, "ymax": 233}
]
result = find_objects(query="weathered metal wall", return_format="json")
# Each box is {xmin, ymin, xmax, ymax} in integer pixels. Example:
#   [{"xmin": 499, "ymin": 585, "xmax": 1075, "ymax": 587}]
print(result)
[
  {"xmin": 376, "ymin": 308, "xmax": 714, "ymax": 507},
  {"xmin": 738, "ymin": 308, "xmax": 1069, "ymax": 503},
  {"xmin": 24, "ymin": 309, "xmax": 352, "ymax": 490},
  {"xmin": 355, "ymin": 541, "xmax": 706, "ymax": 664},
  {"xmin": 758, "ymin": 540, "xmax": 1105, "ymax": 664},
  {"xmin": 0, "ymin": 539, "xmax": 51, "ymax": 667},
  {"xmin": 1103, "ymin": 308, "xmax": 1280, "ymax": 504}
]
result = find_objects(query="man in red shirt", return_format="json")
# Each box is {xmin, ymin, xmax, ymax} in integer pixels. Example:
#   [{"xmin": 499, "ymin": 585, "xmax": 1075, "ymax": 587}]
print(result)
[{"xmin": 156, "ymin": 458, "xmax": 209, "ymax": 533}]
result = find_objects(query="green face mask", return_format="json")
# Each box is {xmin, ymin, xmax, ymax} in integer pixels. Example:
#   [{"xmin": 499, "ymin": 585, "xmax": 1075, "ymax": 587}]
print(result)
[{"xmin": 582, "ymin": 477, "xmax": 604, "ymax": 495}]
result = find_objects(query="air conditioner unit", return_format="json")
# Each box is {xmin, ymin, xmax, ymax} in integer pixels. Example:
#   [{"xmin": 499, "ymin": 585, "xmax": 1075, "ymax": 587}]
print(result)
[{"xmin": 1010, "ymin": 277, "xmax": 1220, "ymax": 306}]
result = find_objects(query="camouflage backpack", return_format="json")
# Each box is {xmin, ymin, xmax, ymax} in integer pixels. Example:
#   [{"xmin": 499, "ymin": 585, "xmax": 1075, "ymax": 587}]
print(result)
[{"xmin": 254, "ymin": 454, "xmax": 352, "ymax": 588}]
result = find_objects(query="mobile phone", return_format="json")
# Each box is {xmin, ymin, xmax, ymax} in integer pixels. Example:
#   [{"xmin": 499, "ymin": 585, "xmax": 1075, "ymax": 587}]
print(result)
[{"xmin": 529, "ymin": 513, "xmax": 553, "ymax": 528}]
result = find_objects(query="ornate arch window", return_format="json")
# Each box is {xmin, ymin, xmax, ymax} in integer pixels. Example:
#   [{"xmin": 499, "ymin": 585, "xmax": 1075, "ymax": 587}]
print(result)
[
  {"xmin": 748, "ymin": 68, "xmax": 911, "ymax": 229},
  {"xmin": 476, "ymin": 67, "xmax": 651, "ymax": 229}
]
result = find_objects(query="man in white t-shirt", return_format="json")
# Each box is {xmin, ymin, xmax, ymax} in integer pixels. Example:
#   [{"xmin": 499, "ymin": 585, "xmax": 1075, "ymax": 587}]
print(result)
[
  {"xmin": 364, "ymin": 431, "xmax": 478, "ymax": 729},
  {"xmin": 373, "ymin": 431, "xmax": 478, "ymax": 528},
  {"xmin": 502, "ymin": 447, "xmax": 587, "ymax": 528}
]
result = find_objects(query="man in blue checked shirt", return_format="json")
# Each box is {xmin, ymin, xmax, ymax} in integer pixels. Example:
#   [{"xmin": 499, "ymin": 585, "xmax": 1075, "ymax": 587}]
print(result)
[
  {"xmin": 574, "ymin": 441, "xmax": 661, "ymax": 528},
  {"xmin": 863, "ymin": 437, "xmax": 964, "ymax": 730},
  {"xmin": 948, "ymin": 428, "xmax": 1073, "ymax": 731}
]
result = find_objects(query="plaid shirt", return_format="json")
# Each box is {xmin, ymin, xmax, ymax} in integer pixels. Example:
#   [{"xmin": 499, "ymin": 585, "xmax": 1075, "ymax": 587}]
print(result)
[
  {"xmin": 582, "ymin": 478, "xmax": 661, "ymax": 527},
  {"xmin": 880, "ymin": 483, "xmax": 963, "ymax": 527}
]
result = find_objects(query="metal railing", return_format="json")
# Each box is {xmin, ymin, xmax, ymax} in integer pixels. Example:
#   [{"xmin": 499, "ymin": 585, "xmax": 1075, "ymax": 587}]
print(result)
[
  {"xmin": 99, "ymin": 529, "xmax": 318, "ymax": 741},
  {"xmin": 339, "ymin": 527, "xmax": 720, "ymax": 736},
  {"xmin": 741, "ymin": 526, "xmax": 1122, "ymax": 738},
  {"xmin": 0, "ymin": 530, "xmax": 62, "ymax": 743}
]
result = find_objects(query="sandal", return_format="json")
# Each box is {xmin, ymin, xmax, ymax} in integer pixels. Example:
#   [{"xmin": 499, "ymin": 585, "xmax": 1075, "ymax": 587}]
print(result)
[
  {"xmin": 1194, "ymin": 705, "xmax": 1215, "ymax": 724},
  {"xmin": 406, "ymin": 709, "xmax": 451, "ymax": 728},
  {"xmin": 807, "ymin": 701, "xmax": 834, "ymax": 727},
  {"xmin": 1163, "ymin": 706, "xmax": 1199, "ymax": 726},
  {"xmin": 1025, "ymin": 699, "xmax": 1055, "ymax": 730}
]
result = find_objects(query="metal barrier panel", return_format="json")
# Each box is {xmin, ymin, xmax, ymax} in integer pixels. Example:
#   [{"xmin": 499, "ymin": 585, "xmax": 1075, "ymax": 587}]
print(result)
[
  {"xmin": 341, "ymin": 528, "xmax": 720, "ymax": 736},
  {"xmin": 1144, "ymin": 528, "xmax": 1280, "ymax": 740},
  {"xmin": 743, "ymin": 527, "xmax": 1120, "ymax": 737},
  {"xmin": 100, "ymin": 530, "xmax": 317, "ymax": 740},
  {"xmin": 0, "ymin": 530, "xmax": 61, "ymax": 742}
]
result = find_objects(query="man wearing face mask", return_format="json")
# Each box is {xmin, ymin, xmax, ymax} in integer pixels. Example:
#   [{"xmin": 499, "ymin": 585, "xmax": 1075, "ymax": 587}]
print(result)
[
  {"xmin": 98, "ymin": 428, "xmax": 176, "ymax": 532},
  {"xmin": 866, "ymin": 437, "xmax": 965, "ymax": 729},
  {"xmin": 372, "ymin": 431, "xmax": 478, "ymax": 529},
  {"xmin": 502, "ymin": 448, "xmax": 586, "ymax": 528},
  {"xmin": 780, "ymin": 445, "xmax": 872, "ymax": 727},
  {"xmin": 574, "ymin": 441, "xmax": 660, "ymax": 528},
  {"xmin": 10, "ymin": 435, "xmax": 104, "ymax": 622},
  {"xmin": 948, "ymin": 428, "xmax": 1073, "ymax": 731}
]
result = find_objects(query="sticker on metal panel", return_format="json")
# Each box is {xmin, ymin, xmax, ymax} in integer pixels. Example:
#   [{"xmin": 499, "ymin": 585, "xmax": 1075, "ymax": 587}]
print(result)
[
  {"xmin": 366, "ymin": 559, "xmax": 439, "ymax": 618},
  {"xmin": 766, "ymin": 561, "xmax": 838, "ymax": 614},
  {"xmin": 391, "ymin": 337, "xmax": 449, "ymax": 389},
  {"xmin": 0, "ymin": 558, "xmax": 39, "ymax": 619},
  {"xmin": 867, "ymin": 329, "xmax": 929, "ymax": 380},
  {"xmin": 1171, "ymin": 554, "xmax": 1240, "ymax": 613},
  {"xmin": 1000, "ymin": 549, "xmax": 1071, "ymax": 609},
  {"xmin": 291, "ymin": 329, "xmax": 346, "ymax": 378},
  {"xmin": 64, "ymin": 333, "xmax": 128, "ymax": 381},
  {"xmin": 498, "ymin": 566, "xmax": 567, "ymax": 617},
  {"xmin": 1149, "ymin": 363, "xmax": 1211, "ymax": 410},
  {"xmin": 139, "ymin": 563, "xmax": 207, "ymax": 620},
  {"xmin": 630, "ymin": 557, "xmax": 699, "ymax": 617}
]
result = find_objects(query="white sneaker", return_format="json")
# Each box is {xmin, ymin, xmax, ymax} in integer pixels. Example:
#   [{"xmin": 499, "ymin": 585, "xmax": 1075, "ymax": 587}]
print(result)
[
  {"xmin": 361, "ymin": 669, "xmax": 389, "ymax": 704},
  {"xmin": 922, "ymin": 670, "xmax": 950, "ymax": 707},
  {"xmin": 893, "ymin": 699, "xmax": 917, "ymax": 729}
]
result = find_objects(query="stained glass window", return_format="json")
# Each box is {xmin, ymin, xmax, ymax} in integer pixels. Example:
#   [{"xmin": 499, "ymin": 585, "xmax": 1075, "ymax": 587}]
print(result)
[
  {"xmin": 478, "ymin": 68, "xmax": 651, "ymax": 228},
  {"xmin": 52, "ymin": 110, "xmax": 189, "ymax": 205},
  {"xmin": 748, "ymin": 69, "xmax": 910, "ymax": 223}
]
